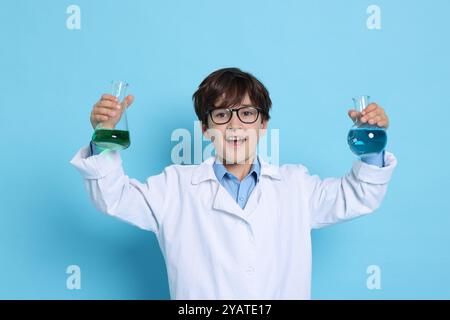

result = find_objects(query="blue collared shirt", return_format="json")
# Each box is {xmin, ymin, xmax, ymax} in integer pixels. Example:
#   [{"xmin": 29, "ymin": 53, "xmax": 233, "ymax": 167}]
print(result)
[{"xmin": 212, "ymin": 158, "xmax": 261, "ymax": 209}]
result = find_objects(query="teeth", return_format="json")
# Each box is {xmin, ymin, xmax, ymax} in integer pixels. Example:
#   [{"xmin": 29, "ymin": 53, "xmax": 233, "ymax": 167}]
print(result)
[{"xmin": 226, "ymin": 136, "xmax": 247, "ymax": 141}]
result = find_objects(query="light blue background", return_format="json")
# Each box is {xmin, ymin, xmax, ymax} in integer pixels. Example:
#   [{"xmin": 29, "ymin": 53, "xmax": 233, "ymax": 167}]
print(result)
[{"xmin": 1, "ymin": 0, "xmax": 449, "ymax": 299}]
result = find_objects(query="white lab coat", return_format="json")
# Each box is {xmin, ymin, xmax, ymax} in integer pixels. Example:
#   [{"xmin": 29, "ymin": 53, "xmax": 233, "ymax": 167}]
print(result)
[{"xmin": 70, "ymin": 146, "xmax": 397, "ymax": 299}]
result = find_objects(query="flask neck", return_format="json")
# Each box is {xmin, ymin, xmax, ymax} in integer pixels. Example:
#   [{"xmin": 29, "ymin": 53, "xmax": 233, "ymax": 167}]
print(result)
[
  {"xmin": 111, "ymin": 80, "xmax": 128, "ymax": 100},
  {"xmin": 353, "ymin": 95, "xmax": 370, "ymax": 113}
]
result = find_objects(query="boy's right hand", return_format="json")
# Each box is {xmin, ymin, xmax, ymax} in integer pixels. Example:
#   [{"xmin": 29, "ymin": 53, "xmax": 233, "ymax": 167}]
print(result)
[{"xmin": 90, "ymin": 94, "xmax": 134, "ymax": 130}]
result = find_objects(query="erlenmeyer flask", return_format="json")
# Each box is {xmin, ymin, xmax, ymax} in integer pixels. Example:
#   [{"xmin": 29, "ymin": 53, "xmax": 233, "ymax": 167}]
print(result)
[
  {"xmin": 92, "ymin": 80, "xmax": 131, "ymax": 151},
  {"xmin": 347, "ymin": 95, "xmax": 387, "ymax": 157}
]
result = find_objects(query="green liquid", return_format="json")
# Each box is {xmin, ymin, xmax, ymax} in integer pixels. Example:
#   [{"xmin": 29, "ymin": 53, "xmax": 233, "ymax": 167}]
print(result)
[{"xmin": 92, "ymin": 129, "xmax": 130, "ymax": 151}]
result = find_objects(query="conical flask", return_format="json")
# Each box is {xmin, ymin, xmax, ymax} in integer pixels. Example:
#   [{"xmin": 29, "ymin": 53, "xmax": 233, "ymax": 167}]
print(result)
[
  {"xmin": 92, "ymin": 80, "xmax": 131, "ymax": 151},
  {"xmin": 347, "ymin": 95, "xmax": 387, "ymax": 157}
]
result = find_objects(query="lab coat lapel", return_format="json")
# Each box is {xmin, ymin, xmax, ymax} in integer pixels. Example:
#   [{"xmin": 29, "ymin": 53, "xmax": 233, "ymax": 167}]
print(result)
[
  {"xmin": 191, "ymin": 156, "xmax": 249, "ymax": 221},
  {"xmin": 212, "ymin": 183, "xmax": 250, "ymax": 223},
  {"xmin": 242, "ymin": 182, "xmax": 262, "ymax": 217},
  {"xmin": 191, "ymin": 155, "xmax": 281, "ymax": 223},
  {"xmin": 212, "ymin": 168, "xmax": 265, "ymax": 223}
]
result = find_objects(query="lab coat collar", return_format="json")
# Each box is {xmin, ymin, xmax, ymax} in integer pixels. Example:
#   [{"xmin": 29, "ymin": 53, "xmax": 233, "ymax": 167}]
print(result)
[
  {"xmin": 191, "ymin": 155, "xmax": 281, "ymax": 223},
  {"xmin": 191, "ymin": 155, "xmax": 281, "ymax": 185},
  {"xmin": 213, "ymin": 156, "xmax": 261, "ymax": 184}
]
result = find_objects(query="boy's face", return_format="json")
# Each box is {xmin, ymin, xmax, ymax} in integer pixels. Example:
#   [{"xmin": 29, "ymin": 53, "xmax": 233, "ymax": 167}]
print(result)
[{"xmin": 202, "ymin": 93, "xmax": 268, "ymax": 164}]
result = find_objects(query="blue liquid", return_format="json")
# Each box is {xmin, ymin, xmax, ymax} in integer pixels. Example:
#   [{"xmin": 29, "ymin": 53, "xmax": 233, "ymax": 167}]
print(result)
[{"xmin": 347, "ymin": 127, "xmax": 387, "ymax": 156}]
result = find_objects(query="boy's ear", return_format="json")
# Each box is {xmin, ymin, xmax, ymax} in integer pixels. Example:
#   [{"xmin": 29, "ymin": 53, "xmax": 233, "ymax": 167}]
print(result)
[{"xmin": 261, "ymin": 119, "xmax": 268, "ymax": 130}]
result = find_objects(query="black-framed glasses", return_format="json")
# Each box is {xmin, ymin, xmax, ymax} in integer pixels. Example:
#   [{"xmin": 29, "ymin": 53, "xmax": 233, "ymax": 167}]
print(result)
[{"xmin": 206, "ymin": 106, "xmax": 263, "ymax": 125}]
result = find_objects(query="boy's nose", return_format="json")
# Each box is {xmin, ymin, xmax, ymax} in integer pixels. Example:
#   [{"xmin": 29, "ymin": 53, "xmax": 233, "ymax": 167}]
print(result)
[{"xmin": 227, "ymin": 111, "xmax": 243, "ymax": 128}]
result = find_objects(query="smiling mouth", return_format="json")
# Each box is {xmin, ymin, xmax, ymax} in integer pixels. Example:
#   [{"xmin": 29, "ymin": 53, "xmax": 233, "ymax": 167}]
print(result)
[{"xmin": 225, "ymin": 136, "xmax": 248, "ymax": 147}]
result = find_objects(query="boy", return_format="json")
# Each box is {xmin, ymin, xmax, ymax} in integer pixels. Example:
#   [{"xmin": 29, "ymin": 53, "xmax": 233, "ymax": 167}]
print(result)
[{"xmin": 70, "ymin": 67, "xmax": 397, "ymax": 299}]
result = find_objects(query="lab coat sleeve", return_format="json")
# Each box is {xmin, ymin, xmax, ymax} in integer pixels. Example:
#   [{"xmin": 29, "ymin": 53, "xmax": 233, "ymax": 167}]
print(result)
[
  {"xmin": 70, "ymin": 146, "xmax": 170, "ymax": 233},
  {"xmin": 305, "ymin": 151, "xmax": 397, "ymax": 229}
]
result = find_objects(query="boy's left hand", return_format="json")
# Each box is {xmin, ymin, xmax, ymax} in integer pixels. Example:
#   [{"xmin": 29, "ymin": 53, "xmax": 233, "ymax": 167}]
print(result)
[{"xmin": 348, "ymin": 103, "xmax": 389, "ymax": 129}]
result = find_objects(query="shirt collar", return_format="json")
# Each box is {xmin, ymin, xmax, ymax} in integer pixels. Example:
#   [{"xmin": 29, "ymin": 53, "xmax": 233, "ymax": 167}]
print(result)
[
  {"xmin": 212, "ymin": 157, "xmax": 261, "ymax": 183},
  {"xmin": 191, "ymin": 155, "xmax": 281, "ymax": 185}
]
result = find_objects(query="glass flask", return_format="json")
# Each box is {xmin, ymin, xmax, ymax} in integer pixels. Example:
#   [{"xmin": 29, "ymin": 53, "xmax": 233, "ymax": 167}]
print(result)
[
  {"xmin": 92, "ymin": 80, "xmax": 131, "ymax": 151},
  {"xmin": 347, "ymin": 95, "xmax": 387, "ymax": 157}
]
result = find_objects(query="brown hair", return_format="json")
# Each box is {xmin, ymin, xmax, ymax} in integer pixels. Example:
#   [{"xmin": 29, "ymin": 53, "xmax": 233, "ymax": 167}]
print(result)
[{"xmin": 192, "ymin": 67, "xmax": 272, "ymax": 126}]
